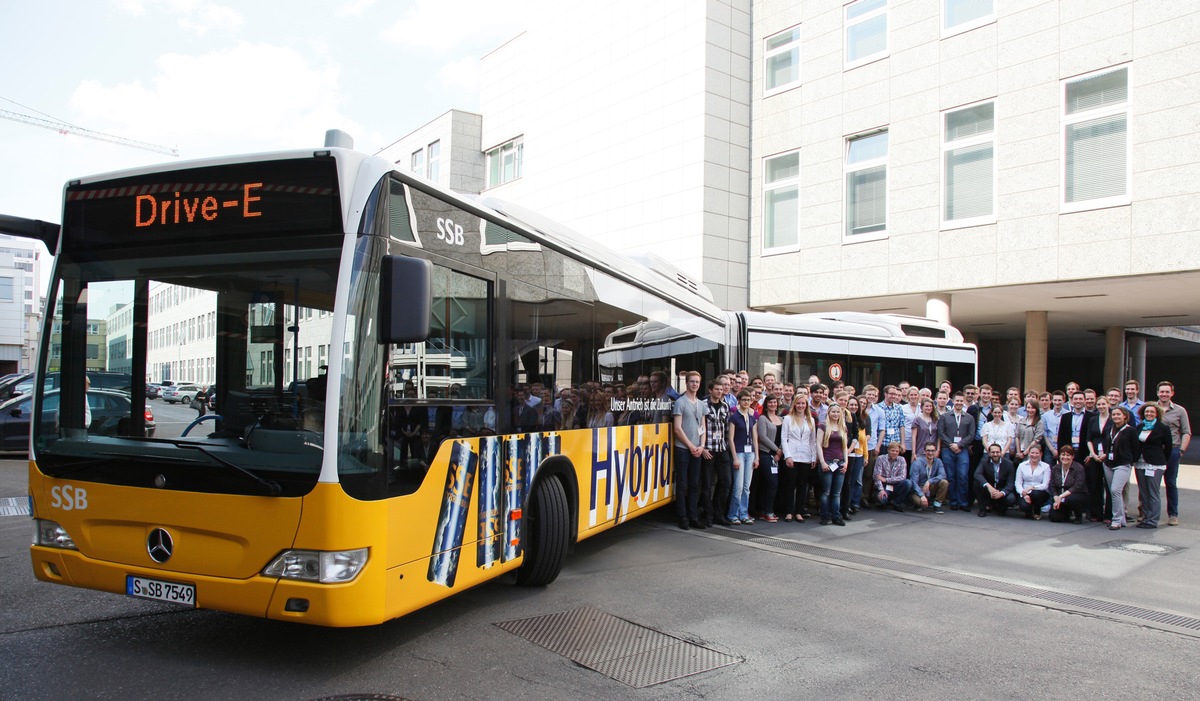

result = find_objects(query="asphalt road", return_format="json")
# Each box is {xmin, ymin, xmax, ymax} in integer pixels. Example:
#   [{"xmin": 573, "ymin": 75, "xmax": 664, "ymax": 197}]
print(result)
[{"xmin": 1, "ymin": 458, "xmax": 1198, "ymax": 700}]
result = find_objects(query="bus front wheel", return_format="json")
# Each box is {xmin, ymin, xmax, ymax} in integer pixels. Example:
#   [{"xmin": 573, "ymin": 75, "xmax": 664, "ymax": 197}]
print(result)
[{"xmin": 516, "ymin": 476, "xmax": 569, "ymax": 587}]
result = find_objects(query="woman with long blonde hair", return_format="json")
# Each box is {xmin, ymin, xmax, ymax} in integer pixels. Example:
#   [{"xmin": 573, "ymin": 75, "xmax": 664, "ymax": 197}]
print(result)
[
  {"xmin": 781, "ymin": 394, "xmax": 818, "ymax": 523},
  {"xmin": 816, "ymin": 404, "xmax": 849, "ymax": 525}
]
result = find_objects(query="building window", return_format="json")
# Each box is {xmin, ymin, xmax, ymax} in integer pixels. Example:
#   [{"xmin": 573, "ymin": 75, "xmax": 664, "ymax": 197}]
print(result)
[
  {"xmin": 942, "ymin": 101, "xmax": 995, "ymax": 227},
  {"xmin": 845, "ymin": 130, "xmax": 888, "ymax": 239},
  {"xmin": 943, "ymin": 0, "xmax": 994, "ymax": 36},
  {"xmin": 411, "ymin": 149, "xmax": 425, "ymax": 177},
  {"xmin": 1062, "ymin": 66, "xmax": 1130, "ymax": 212},
  {"xmin": 763, "ymin": 151, "xmax": 800, "ymax": 252},
  {"xmin": 845, "ymin": 0, "xmax": 888, "ymax": 69},
  {"xmin": 427, "ymin": 140, "xmax": 441, "ymax": 182},
  {"xmin": 486, "ymin": 138, "xmax": 523, "ymax": 188},
  {"xmin": 764, "ymin": 26, "xmax": 801, "ymax": 95},
  {"xmin": 0, "ymin": 277, "xmax": 12, "ymax": 302}
]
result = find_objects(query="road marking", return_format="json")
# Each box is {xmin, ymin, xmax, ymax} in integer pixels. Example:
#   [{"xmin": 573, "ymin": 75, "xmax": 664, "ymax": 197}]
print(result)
[
  {"xmin": 685, "ymin": 523, "xmax": 1200, "ymax": 638},
  {"xmin": 0, "ymin": 496, "xmax": 31, "ymax": 517}
]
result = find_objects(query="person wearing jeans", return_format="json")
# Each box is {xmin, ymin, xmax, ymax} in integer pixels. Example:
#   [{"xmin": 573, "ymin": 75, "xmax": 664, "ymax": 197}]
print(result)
[
  {"xmin": 937, "ymin": 392, "xmax": 976, "ymax": 511},
  {"xmin": 842, "ymin": 395, "xmax": 866, "ymax": 518},
  {"xmin": 816, "ymin": 404, "xmax": 849, "ymax": 525},
  {"xmin": 726, "ymin": 390, "xmax": 759, "ymax": 525},
  {"xmin": 1105, "ymin": 406, "xmax": 1137, "ymax": 530},
  {"xmin": 701, "ymin": 378, "xmax": 733, "ymax": 527},
  {"xmin": 1156, "ymin": 382, "xmax": 1191, "ymax": 526}
]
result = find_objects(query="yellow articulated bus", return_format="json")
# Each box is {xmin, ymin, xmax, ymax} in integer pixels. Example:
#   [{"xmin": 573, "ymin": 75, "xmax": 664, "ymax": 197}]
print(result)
[{"xmin": 12, "ymin": 131, "xmax": 976, "ymax": 626}]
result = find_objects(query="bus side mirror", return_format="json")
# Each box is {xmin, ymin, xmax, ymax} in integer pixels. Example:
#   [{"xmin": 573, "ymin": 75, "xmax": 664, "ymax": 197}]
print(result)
[{"xmin": 379, "ymin": 255, "xmax": 432, "ymax": 344}]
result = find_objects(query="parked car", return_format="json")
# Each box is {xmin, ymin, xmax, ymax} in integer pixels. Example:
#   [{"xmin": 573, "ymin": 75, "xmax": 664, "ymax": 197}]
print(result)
[
  {"xmin": 0, "ymin": 372, "xmax": 33, "ymax": 402},
  {"xmin": 0, "ymin": 389, "xmax": 156, "ymax": 452},
  {"xmin": 161, "ymin": 384, "xmax": 204, "ymax": 405},
  {"xmin": 11, "ymin": 371, "xmax": 133, "ymax": 399},
  {"xmin": 146, "ymin": 384, "xmax": 163, "ymax": 399}
]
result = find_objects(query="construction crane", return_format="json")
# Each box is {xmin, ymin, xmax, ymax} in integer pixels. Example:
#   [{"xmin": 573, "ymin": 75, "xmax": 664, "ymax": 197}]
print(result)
[{"xmin": 0, "ymin": 108, "xmax": 178, "ymax": 157}]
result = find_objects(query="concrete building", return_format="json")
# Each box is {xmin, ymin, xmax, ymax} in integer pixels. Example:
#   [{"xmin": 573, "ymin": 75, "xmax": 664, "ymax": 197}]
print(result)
[
  {"xmin": 383, "ymin": 1, "xmax": 753, "ymax": 311},
  {"xmin": 748, "ymin": 0, "xmax": 1200, "ymax": 396},
  {"xmin": 0, "ymin": 235, "xmax": 44, "ymax": 375},
  {"xmin": 385, "ymin": 0, "xmax": 1200, "ymax": 395},
  {"xmin": 377, "ymin": 110, "xmax": 486, "ymax": 195}
]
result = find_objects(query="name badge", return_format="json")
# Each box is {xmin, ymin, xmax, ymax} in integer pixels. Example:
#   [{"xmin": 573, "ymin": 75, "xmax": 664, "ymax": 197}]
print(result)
[
  {"xmin": 954, "ymin": 435, "xmax": 961, "ymax": 443},
  {"xmin": 744, "ymin": 444, "xmax": 752, "ymax": 454},
  {"xmin": 885, "ymin": 485, "xmax": 894, "ymax": 492}
]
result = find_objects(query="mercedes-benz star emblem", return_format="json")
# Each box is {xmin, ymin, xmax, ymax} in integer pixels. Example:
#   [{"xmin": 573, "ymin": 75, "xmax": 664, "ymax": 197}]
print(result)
[{"xmin": 147, "ymin": 528, "xmax": 173, "ymax": 563}]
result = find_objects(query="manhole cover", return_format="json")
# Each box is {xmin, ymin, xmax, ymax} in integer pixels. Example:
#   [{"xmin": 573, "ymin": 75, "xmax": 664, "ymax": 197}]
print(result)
[
  {"xmin": 496, "ymin": 606, "xmax": 740, "ymax": 688},
  {"xmin": 1102, "ymin": 540, "xmax": 1184, "ymax": 556}
]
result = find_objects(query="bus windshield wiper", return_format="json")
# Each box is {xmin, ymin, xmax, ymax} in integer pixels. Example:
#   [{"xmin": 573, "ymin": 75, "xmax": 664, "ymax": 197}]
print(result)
[{"xmin": 173, "ymin": 443, "xmax": 282, "ymax": 496}]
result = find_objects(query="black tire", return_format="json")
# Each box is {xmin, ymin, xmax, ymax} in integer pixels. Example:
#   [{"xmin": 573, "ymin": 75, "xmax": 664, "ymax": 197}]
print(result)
[{"xmin": 515, "ymin": 476, "xmax": 570, "ymax": 587}]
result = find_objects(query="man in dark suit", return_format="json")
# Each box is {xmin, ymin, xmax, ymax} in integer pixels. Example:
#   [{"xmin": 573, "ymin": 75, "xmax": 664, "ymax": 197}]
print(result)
[
  {"xmin": 1056, "ymin": 390, "xmax": 1092, "ymax": 459},
  {"xmin": 937, "ymin": 391, "xmax": 976, "ymax": 511},
  {"xmin": 974, "ymin": 442, "xmax": 1016, "ymax": 517},
  {"xmin": 964, "ymin": 384, "xmax": 994, "ymax": 509}
]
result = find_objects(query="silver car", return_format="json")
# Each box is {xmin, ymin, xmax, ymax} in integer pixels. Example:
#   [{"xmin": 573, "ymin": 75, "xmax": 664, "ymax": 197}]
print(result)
[{"xmin": 161, "ymin": 384, "xmax": 204, "ymax": 405}]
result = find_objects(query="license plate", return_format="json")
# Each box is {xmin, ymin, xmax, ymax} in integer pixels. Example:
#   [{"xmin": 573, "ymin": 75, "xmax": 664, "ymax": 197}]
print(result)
[{"xmin": 126, "ymin": 575, "xmax": 196, "ymax": 607}]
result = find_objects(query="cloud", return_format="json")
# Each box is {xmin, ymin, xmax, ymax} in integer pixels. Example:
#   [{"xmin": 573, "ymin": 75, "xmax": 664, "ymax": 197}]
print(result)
[
  {"xmin": 111, "ymin": 0, "xmax": 147, "ymax": 16},
  {"xmin": 68, "ymin": 42, "xmax": 361, "ymax": 157},
  {"xmin": 111, "ymin": 0, "xmax": 243, "ymax": 35},
  {"xmin": 176, "ymin": 2, "xmax": 243, "ymax": 35},
  {"xmin": 337, "ymin": 0, "xmax": 377, "ymax": 17},
  {"xmin": 381, "ymin": 0, "xmax": 531, "ymax": 52}
]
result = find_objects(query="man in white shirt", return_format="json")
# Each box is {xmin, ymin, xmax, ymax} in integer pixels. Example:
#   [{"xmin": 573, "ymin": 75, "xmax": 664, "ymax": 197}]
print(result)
[
  {"xmin": 1157, "ymin": 381, "xmax": 1191, "ymax": 527},
  {"xmin": 1041, "ymin": 391, "xmax": 1065, "ymax": 459}
]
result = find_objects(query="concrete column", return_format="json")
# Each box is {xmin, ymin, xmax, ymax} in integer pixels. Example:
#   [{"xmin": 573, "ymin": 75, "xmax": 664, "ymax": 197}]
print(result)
[
  {"xmin": 1129, "ymin": 335, "xmax": 1147, "ymax": 395},
  {"xmin": 925, "ymin": 294, "xmax": 951, "ymax": 325},
  {"xmin": 1103, "ymin": 327, "xmax": 1125, "ymax": 389},
  {"xmin": 1024, "ymin": 311, "xmax": 1048, "ymax": 393}
]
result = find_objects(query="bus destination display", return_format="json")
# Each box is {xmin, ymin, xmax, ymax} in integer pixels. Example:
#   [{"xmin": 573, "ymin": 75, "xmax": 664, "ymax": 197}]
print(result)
[{"xmin": 63, "ymin": 157, "xmax": 342, "ymax": 248}]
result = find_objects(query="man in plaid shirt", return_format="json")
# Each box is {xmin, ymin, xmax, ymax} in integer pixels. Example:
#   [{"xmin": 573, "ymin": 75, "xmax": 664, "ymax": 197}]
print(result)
[{"xmin": 701, "ymin": 376, "xmax": 734, "ymax": 526}]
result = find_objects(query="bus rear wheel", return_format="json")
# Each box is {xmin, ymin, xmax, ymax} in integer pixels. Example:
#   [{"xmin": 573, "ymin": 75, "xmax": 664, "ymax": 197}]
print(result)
[{"xmin": 516, "ymin": 476, "xmax": 569, "ymax": 587}]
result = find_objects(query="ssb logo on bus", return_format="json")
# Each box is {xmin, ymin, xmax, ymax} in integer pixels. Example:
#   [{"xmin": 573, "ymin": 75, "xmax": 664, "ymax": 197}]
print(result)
[
  {"xmin": 436, "ymin": 217, "xmax": 465, "ymax": 246},
  {"xmin": 50, "ymin": 484, "xmax": 88, "ymax": 511}
]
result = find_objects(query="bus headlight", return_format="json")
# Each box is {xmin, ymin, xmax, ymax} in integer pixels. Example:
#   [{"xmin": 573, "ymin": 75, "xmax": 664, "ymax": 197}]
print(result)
[
  {"xmin": 262, "ymin": 548, "xmax": 368, "ymax": 583},
  {"xmin": 33, "ymin": 519, "xmax": 77, "ymax": 550}
]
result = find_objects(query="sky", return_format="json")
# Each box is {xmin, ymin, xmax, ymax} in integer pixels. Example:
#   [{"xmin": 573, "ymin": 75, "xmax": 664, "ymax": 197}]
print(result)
[{"xmin": 0, "ymin": 0, "xmax": 532, "ymax": 229}]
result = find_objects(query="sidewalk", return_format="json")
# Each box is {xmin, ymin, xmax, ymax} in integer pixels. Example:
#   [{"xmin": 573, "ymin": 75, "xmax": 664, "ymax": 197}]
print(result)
[{"xmin": 1177, "ymin": 462, "xmax": 1200, "ymax": 490}]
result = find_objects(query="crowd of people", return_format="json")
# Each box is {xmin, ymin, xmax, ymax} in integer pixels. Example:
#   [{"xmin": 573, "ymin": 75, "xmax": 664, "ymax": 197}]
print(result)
[
  {"xmin": 666, "ymin": 372, "xmax": 1191, "ymax": 533},
  {"xmin": 386, "ymin": 370, "xmax": 1190, "ymax": 533}
]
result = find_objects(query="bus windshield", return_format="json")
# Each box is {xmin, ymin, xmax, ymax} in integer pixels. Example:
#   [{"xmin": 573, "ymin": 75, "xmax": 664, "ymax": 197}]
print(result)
[{"xmin": 34, "ymin": 157, "xmax": 344, "ymax": 497}]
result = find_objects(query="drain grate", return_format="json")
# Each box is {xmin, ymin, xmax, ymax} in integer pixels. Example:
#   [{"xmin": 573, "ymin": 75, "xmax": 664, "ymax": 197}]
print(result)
[
  {"xmin": 495, "ymin": 606, "xmax": 740, "ymax": 688},
  {"xmin": 1103, "ymin": 540, "xmax": 1185, "ymax": 556},
  {"xmin": 711, "ymin": 527, "xmax": 1200, "ymax": 634},
  {"xmin": 0, "ymin": 497, "xmax": 30, "ymax": 517}
]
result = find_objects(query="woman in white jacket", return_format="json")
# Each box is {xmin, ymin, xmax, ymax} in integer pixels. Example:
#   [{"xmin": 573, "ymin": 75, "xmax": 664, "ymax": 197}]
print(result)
[{"xmin": 781, "ymin": 395, "xmax": 819, "ymax": 523}]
